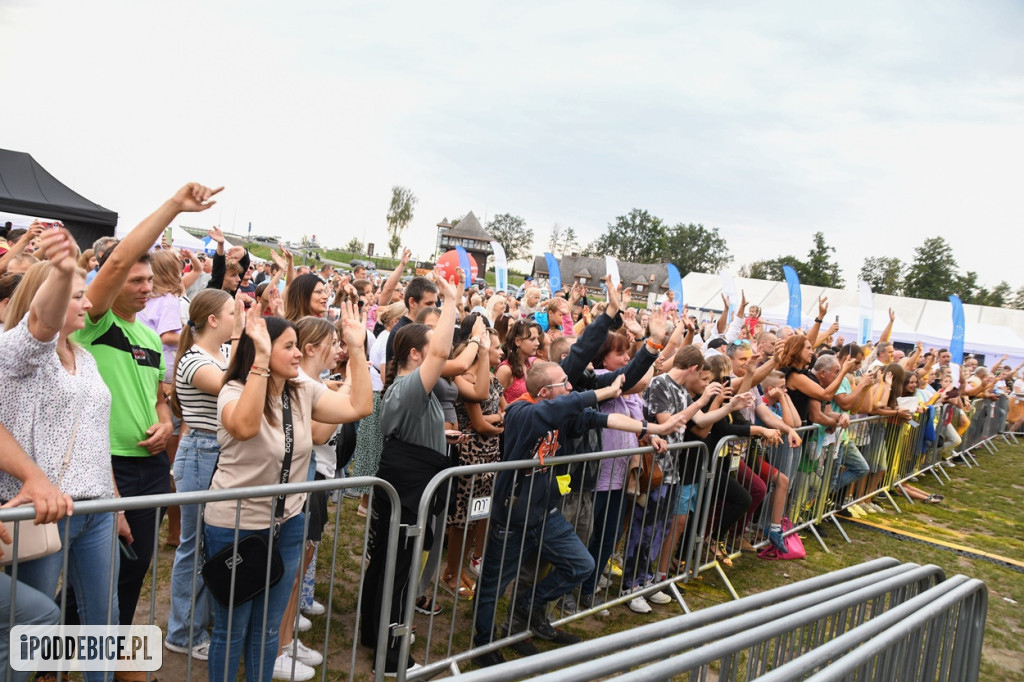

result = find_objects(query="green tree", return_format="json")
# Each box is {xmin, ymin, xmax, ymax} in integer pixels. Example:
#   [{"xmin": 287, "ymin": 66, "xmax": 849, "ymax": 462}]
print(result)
[
  {"xmin": 1011, "ymin": 285, "xmax": 1024, "ymax": 310},
  {"xmin": 859, "ymin": 256, "xmax": 904, "ymax": 295},
  {"xmin": 739, "ymin": 255, "xmax": 805, "ymax": 282},
  {"xmin": 988, "ymin": 281, "xmax": 1012, "ymax": 308},
  {"xmin": 802, "ymin": 232, "xmax": 843, "ymax": 287},
  {"xmin": 548, "ymin": 224, "xmax": 580, "ymax": 257},
  {"xmin": 663, "ymin": 223, "xmax": 732, "ymax": 276},
  {"xmin": 903, "ymin": 237, "xmax": 959, "ymax": 301},
  {"xmin": 385, "ymin": 185, "xmax": 417, "ymax": 258},
  {"xmin": 344, "ymin": 237, "xmax": 363, "ymax": 254},
  {"xmin": 583, "ymin": 209, "xmax": 667, "ymax": 263},
  {"xmin": 485, "ymin": 213, "xmax": 534, "ymax": 262}
]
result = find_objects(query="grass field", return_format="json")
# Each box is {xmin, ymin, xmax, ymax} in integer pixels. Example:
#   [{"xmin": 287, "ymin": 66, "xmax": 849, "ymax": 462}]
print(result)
[{"xmin": 146, "ymin": 440, "xmax": 1023, "ymax": 681}]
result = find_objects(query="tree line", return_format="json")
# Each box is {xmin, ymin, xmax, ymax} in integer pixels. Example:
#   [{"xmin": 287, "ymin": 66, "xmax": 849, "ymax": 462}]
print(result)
[{"xmin": 352, "ymin": 191, "xmax": 1024, "ymax": 311}]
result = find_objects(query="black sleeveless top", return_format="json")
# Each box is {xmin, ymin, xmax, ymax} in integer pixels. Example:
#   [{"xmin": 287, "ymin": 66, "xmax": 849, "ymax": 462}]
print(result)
[{"xmin": 781, "ymin": 366, "xmax": 816, "ymax": 425}]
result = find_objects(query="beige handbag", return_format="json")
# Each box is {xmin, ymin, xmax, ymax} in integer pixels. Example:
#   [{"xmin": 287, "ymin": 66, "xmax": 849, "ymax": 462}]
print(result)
[{"xmin": 0, "ymin": 408, "xmax": 79, "ymax": 566}]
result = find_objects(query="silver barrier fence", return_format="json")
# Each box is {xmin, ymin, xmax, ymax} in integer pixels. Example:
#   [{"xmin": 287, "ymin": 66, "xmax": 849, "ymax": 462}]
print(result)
[
  {"xmin": 447, "ymin": 557, "xmax": 905, "ymax": 681},
  {"xmin": 710, "ymin": 399, "xmax": 1009, "ymax": 554},
  {"xmin": 759, "ymin": 574, "xmax": 988, "ymax": 682},
  {"xmin": 388, "ymin": 442, "xmax": 712, "ymax": 681},
  {"xmin": 1, "ymin": 475, "xmax": 401, "ymax": 682},
  {"xmin": 453, "ymin": 558, "xmax": 977, "ymax": 682}
]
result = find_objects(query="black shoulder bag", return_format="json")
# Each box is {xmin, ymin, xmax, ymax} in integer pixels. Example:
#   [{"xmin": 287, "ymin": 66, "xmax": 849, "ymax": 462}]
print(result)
[{"xmin": 202, "ymin": 389, "xmax": 293, "ymax": 606}]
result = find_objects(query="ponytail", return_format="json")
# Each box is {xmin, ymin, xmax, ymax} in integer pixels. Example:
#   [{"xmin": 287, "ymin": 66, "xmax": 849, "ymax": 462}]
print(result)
[{"xmin": 170, "ymin": 289, "xmax": 232, "ymax": 418}]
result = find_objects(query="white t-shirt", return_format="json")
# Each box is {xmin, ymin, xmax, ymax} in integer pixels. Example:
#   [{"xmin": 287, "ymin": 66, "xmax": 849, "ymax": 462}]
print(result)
[{"xmin": 368, "ymin": 330, "xmax": 389, "ymax": 392}]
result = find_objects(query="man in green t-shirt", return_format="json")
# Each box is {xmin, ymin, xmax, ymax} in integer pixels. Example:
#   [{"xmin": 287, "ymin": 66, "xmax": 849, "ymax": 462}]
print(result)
[{"xmin": 71, "ymin": 183, "xmax": 222, "ymax": 633}]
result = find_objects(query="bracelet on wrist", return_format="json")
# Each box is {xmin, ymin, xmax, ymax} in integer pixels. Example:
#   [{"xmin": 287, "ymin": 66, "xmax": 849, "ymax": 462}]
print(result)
[
  {"xmin": 646, "ymin": 340, "xmax": 664, "ymax": 351},
  {"xmin": 249, "ymin": 365, "xmax": 271, "ymax": 378},
  {"xmin": 639, "ymin": 419, "xmax": 648, "ymax": 439},
  {"xmin": 814, "ymin": 317, "xmax": 824, "ymax": 324}
]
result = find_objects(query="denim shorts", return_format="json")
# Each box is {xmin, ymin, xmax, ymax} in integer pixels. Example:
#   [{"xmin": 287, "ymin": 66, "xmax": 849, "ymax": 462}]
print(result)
[{"xmin": 675, "ymin": 483, "xmax": 698, "ymax": 515}]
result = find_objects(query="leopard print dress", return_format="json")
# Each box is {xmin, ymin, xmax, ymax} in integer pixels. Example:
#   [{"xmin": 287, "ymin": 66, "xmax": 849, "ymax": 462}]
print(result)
[{"xmin": 448, "ymin": 376, "xmax": 503, "ymax": 527}]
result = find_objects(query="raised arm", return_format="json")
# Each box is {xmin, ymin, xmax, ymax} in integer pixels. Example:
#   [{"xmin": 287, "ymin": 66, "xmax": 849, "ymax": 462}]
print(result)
[
  {"xmin": 312, "ymin": 301, "xmax": 373, "ymax": 422},
  {"xmin": 26, "ymin": 229, "xmax": 77, "ymax": 341},
  {"xmin": 787, "ymin": 358, "xmax": 855, "ymax": 402},
  {"xmin": 805, "ymin": 295, "xmax": 828, "ymax": 348},
  {"xmin": 378, "ymin": 247, "xmax": 411, "ymax": 308},
  {"xmin": 417, "ymin": 267, "xmax": 458, "ymax": 393},
  {"xmin": 0, "ymin": 223, "xmax": 43, "ymax": 275},
  {"xmin": 90, "ymin": 183, "xmax": 222, "ymax": 319}
]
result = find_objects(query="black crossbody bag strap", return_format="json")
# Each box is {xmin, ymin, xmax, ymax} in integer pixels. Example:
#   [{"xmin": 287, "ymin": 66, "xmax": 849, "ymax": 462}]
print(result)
[{"xmin": 275, "ymin": 389, "xmax": 295, "ymax": 536}]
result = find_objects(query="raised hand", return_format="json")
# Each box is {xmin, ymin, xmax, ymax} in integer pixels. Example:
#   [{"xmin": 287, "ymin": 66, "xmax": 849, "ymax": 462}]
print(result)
[
  {"xmin": 338, "ymin": 300, "xmax": 367, "ymax": 351},
  {"xmin": 246, "ymin": 303, "xmax": 272, "ymax": 358},
  {"xmin": 605, "ymin": 277, "xmax": 621, "ymax": 317},
  {"xmin": 433, "ymin": 264, "xmax": 457, "ymax": 301},
  {"xmin": 471, "ymin": 314, "xmax": 487, "ymax": 342},
  {"xmin": 35, "ymin": 228, "xmax": 77, "ymax": 273},
  {"xmin": 647, "ymin": 308, "xmax": 668, "ymax": 345},
  {"xmin": 264, "ymin": 287, "xmax": 284, "ymax": 316},
  {"xmin": 173, "ymin": 183, "xmax": 224, "ymax": 213},
  {"xmin": 208, "ymin": 225, "xmax": 225, "ymax": 244},
  {"xmin": 400, "ymin": 247, "xmax": 413, "ymax": 267}
]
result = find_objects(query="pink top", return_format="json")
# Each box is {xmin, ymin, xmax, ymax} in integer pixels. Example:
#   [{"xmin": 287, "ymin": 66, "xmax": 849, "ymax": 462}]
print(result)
[{"xmin": 500, "ymin": 358, "xmax": 531, "ymax": 403}]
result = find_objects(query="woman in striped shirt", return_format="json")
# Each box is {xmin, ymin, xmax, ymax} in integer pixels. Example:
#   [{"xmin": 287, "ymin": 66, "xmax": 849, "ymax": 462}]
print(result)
[{"xmin": 165, "ymin": 288, "xmax": 242, "ymax": 659}]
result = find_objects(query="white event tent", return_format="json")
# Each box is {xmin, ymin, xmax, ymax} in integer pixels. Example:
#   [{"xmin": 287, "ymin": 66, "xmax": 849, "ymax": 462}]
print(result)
[{"xmin": 679, "ymin": 272, "xmax": 1024, "ymax": 368}]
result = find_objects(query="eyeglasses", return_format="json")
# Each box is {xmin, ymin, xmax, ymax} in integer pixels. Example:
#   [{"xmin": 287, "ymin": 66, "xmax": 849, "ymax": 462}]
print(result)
[
  {"xmin": 731, "ymin": 339, "xmax": 751, "ymax": 346},
  {"xmin": 543, "ymin": 378, "xmax": 570, "ymax": 391}
]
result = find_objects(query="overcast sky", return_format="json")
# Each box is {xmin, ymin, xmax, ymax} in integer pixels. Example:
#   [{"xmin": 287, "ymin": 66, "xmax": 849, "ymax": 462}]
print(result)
[{"xmin": 2, "ymin": 0, "xmax": 1022, "ymax": 289}]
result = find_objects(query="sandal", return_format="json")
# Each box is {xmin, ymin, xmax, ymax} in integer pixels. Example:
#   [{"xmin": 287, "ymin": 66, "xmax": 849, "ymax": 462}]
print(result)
[
  {"xmin": 923, "ymin": 494, "xmax": 944, "ymax": 504},
  {"xmin": 443, "ymin": 571, "xmax": 475, "ymax": 598},
  {"xmin": 715, "ymin": 542, "xmax": 734, "ymax": 568},
  {"xmin": 415, "ymin": 595, "xmax": 443, "ymax": 616}
]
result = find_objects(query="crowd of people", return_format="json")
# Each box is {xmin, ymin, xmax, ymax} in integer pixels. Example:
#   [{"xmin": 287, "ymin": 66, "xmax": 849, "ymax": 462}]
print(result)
[{"xmin": 1, "ymin": 194, "xmax": 1022, "ymax": 681}]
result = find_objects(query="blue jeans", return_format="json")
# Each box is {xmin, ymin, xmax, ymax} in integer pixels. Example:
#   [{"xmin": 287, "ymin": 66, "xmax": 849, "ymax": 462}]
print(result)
[
  {"xmin": 166, "ymin": 430, "xmax": 219, "ymax": 648},
  {"xmin": 622, "ymin": 484, "xmax": 675, "ymax": 590},
  {"xmin": 205, "ymin": 514, "xmax": 305, "ymax": 682},
  {"xmin": 12, "ymin": 512, "xmax": 119, "ymax": 682},
  {"xmin": 0, "ymin": 571, "xmax": 61, "ymax": 682},
  {"xmin": 473, "ymin": 510, "xmax": 594, "ymax": 647},
  {"xmin": 831, "ymin": 440, "xmax": 870, "ymax": 491},
  {"xmin": 581, "ymin": 489, "xmax": 626, "ymax": 596}
]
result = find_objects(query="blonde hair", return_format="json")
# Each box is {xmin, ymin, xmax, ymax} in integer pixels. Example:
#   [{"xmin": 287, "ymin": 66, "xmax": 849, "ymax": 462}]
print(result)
[
  {"xmin": 3, "ymin": 260, "xmax": 88, "ymax": 337},
  {"xmin": 378, "ymin": 301, "xmax": 407, "ymax": 328},
  {"xmin": 151, "ymin": 249, "xmax": 185, "ymax": 297}
]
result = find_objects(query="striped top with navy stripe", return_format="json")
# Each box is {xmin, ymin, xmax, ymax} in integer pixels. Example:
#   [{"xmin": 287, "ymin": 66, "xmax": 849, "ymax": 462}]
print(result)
[{"xmin": 176, "ymin": 346, "xmax": 228, "ymax": 431}]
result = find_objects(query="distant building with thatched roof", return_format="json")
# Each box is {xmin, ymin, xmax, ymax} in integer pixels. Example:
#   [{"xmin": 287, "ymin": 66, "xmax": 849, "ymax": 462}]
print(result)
[
  {"xmin": 530, "ymin": 254, "xmax": 670, "ymax": 300},
  {"xmin": 435, "ymin": 211, "xmax": 493, "ymax": 277}
]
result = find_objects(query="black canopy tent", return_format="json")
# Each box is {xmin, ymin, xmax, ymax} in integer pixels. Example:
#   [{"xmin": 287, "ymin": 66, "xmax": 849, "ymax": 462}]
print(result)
[{"xmin": 0, "ymin": 148, "xmax": 117, "ymax": 250}]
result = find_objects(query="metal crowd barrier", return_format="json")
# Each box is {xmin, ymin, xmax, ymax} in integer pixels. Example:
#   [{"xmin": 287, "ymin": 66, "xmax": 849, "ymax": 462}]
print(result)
[
  {"xmin": 448, "ymin": 557, "xmax": 904, "ymax": 681},
  {"xmin": 452, "ymin": 559, "xmax": 988, "ymax": 682},
  {"xmin": 392, "ymin": 442, "xmax": 712, "ymax": 681},
  {"xmin": 699, "ymin": 395, "xmax": 1011, "ymax": 559},
  {"xmin": 760, "ymin": 574, "xmax": 988, "ymax": 682},
  {"xmin": 0, "ymin": 476, "xmax": 401, "ymax": 682}
]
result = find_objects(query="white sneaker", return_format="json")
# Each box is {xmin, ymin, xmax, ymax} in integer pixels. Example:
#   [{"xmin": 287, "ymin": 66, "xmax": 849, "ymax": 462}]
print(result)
[
  {"xmin": 272, "ymin": 653, "xmax": 315, "ymax": 681},
  {"xmin": 466, "ymin": 555, "xmax": 482, "ymax": 578},
  {"xmin": 596, "ymin": 575, "xmax": 611, "ymax": 590},
  {"xmin": 297, "ymin": 615, "xmax": 312, "ymax": 632},
  {"xmin": 164, "ymin": 639, "xmax": 210, "ymax": 661},
  {"xmin": 301, "ymin": 600, "xmax": 326, "ymax": 616},
  {"xmin": 647, "ymin": 589, "xmax": 672, "ymax": 605},
  {"xmin": 287, "ymin": 638, "xmax": 323, "ymax": 667},
  {"xmin": 627, "ymin": 594, "xmax": 652, "ymax": 614}
]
